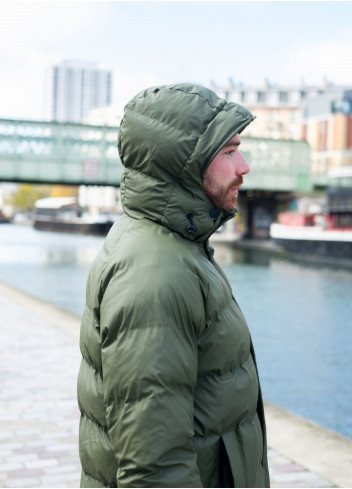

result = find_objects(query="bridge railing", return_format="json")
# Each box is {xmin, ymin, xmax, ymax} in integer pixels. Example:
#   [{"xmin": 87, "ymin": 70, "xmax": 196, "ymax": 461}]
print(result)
[
  {"xmin": 0, "ymin": 119, "xmax": 122, "ymax": 186},
  {"xmin": 241, "ymin": 137, "xmax": 311, "ymax": 192},
  {"xmin": 0, "ymin": 119, "xmax": 312, "ymax": 192}
]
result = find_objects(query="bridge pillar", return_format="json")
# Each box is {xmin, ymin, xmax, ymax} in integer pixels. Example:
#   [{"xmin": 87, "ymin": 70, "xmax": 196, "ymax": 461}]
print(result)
[{"xmin": 238, "ymin": 190, "xmax": 296, "ymax": 239}]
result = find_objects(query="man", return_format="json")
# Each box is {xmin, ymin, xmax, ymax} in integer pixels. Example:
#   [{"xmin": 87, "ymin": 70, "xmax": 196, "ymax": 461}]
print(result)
[{"xmin": 77, "ymin": 83, "xmax": 270, "ymax": 488}]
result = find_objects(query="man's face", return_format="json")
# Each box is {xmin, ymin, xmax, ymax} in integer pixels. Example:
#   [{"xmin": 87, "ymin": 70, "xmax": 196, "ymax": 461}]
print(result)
[{"xmin": 203, "ymin": 134, "xmax": 250, "ymax": 211}]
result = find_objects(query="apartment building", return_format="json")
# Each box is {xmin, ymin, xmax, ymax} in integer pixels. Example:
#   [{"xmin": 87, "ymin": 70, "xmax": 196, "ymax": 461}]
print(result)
[
  {"xmin": 45, "ymin": 60, "xmax": 113, "ymax": 123},
  {"xmin": 211, "ymin": 78, "xmax": 351, "ymax": 140},
  {"xmin": 301, "ymin": 89, "xmax": 352, "ymax": 186}
]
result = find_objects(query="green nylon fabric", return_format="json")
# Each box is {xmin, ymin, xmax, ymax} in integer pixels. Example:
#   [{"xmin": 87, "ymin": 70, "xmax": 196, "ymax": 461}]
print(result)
[{"xmin": 77, "ymin": 84, "xmax": 270, "ymax": 487}]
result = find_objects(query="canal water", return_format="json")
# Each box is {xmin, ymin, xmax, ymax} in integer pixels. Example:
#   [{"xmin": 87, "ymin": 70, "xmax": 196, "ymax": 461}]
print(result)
[{"xmin": 0, "ymin": 223, "xmax": 351, "ymax": 439}]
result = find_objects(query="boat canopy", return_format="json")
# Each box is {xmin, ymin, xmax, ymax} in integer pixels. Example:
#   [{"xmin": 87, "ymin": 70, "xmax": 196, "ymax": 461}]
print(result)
[{"xmin": 35, "ymin": 197, "xmax": 78, "ymax": 210}]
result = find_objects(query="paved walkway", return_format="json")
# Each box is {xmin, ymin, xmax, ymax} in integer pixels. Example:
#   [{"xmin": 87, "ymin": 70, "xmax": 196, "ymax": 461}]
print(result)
[
  {"xmin": 0, "ymin": 284, "xmax": 81, "ymax": 488},
  {"xmin": 0, "ymin": 282, "xmax": 336, "ymax": 488}
]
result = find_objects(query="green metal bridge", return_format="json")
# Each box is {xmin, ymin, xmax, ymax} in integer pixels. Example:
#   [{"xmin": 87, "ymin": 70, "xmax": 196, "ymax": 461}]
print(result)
[{"xmin": 0, "ymin": 119, "xmax": 312, "ymax": 192}]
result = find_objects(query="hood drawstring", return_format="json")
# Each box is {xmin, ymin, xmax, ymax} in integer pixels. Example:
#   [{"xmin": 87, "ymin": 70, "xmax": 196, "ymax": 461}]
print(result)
[{"xmin": 186, "ymin": 212, "xmax": 198, "ymax": 235}]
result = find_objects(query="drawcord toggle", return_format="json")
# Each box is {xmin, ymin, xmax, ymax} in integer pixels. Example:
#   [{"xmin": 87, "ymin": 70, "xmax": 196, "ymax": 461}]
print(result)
[{"xmin": 186, "ymin": 212, "xmax": 198, "ymax": 235}]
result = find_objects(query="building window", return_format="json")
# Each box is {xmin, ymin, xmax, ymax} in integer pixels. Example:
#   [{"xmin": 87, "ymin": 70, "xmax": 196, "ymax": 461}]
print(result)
[
  {"xmin": 318, "ymin": 120, "xmax": 328, "ymax": 151},
  {"xmin": 257, "ymin": 91, "xmax": 266, "ymax": 103},
  {"xmin": 331, "ymin": 98, "xmax": 352, "ymax": 115},
  {"xmin": 279, "ymin": 91, "xmax": 288, "ymax": 103},
  {"xmin": 346, "ymin": 116, "xmax": 352, "ymax": 149},
  {"xmin": 106, "ymin": 73, "xmax": 112, "ymax": 105},
  {"xmin": 52, "ymin": 67, "xmax": 58, "ymax": 120}
]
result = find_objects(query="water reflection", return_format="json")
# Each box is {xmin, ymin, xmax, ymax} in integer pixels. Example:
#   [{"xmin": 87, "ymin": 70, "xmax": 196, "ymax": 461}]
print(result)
[
  {"xmin": 211, "ymin": 243, "xmax": 276, "ymax": 267},
  {"xmin": 43, "ymin": 247, "xmax": 100, "ymax": 265},
  {"xmin": 0, "ymin": 224, "xmax": 103, "ymax": 265},
  {"xmin": 222, "ymin": 254, "xmax": 352, "ymax": 439},
  {"xmin": 0, "ymin": 224, "xmax": 104, "ymax": 314}
]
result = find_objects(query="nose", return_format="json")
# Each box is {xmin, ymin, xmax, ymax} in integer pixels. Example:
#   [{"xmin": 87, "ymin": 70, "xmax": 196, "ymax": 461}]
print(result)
[{"xmin": 236, "ymin": 151, "xmax": 250, "ymax": 176}]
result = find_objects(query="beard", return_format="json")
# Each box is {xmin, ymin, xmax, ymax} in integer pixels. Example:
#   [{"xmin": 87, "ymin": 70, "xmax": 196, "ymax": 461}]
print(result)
[{"xmin": 203, "ymin": 175, "xmax": 243, "ymax": 211}]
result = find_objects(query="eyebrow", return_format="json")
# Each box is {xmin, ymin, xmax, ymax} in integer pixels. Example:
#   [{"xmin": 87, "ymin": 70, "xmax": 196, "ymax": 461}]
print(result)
[{"xmin": 223, "ymin": 140, "xmax": 241, "ymax": 148}]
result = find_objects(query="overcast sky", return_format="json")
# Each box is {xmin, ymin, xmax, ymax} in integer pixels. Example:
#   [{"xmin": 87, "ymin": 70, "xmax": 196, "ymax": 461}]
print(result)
[{"xmin": 1, "ymin": 0, "xmax": 352, "ymax": 120}]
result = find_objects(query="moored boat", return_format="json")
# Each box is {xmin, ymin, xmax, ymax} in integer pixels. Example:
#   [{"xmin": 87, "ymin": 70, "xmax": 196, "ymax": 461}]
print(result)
[
  {"xmin": 33, "ymin": 197, "xmax": 117, "ymax": 236},
  {"xmin": 270, "ymin": 185, "xmax": 352, "ymax": 261},
  {"xmin": 270, "ymin": 221, "xmax": 352, "ymax": 260}
]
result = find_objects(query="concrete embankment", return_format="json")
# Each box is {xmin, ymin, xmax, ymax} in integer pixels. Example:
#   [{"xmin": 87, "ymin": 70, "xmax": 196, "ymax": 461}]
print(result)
[
  {"xmin": 265, "ymin": 401, "xmax": 352, "ymax": 488},
  {"xmin": 0, "ymin": 280, "xmax": 351, "ymax": 488}
]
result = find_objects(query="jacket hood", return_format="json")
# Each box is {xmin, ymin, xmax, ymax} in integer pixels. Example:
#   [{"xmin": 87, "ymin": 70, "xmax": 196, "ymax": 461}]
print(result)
[{"xmin": 118, "ymin": 83, "xmax": 255, "ymax": 243}]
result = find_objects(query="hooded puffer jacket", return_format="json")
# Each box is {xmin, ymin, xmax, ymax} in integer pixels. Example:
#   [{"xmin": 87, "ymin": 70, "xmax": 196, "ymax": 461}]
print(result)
[{"xmin": 77, "ymin": 84, "xmax": 270, "ymax": 488}]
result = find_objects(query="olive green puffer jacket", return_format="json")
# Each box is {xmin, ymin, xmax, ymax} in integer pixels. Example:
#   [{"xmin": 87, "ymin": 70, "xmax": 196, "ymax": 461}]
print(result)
[{"xmin": 77, "ymin": 84, "xmax": 270, "ymax": 488}]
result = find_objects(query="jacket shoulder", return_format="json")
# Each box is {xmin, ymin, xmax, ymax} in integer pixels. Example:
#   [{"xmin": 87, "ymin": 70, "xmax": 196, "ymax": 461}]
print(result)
[{"xmin": 99, "ymin": 218, "xmax": 206, "ymax": 336}]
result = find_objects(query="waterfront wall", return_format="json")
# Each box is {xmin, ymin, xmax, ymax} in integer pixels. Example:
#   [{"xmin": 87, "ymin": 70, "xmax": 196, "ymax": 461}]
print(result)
[{"xmin": 265, "ymin": 401, "xmax": 352, "ymax": 487}]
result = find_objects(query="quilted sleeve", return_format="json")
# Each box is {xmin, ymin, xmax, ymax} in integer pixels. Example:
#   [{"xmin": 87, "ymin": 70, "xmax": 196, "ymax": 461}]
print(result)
[{"xmin": 100, "ymin": 262, "xmax": 204, "ymax": 488}]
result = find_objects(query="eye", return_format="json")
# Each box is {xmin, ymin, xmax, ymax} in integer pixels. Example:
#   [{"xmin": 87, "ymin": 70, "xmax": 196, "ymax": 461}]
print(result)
[{"xmin": 224, "ymin": 150, "xmax": 235, "ymax": 156}]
